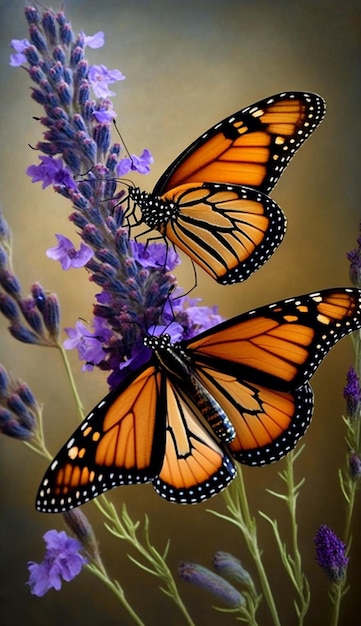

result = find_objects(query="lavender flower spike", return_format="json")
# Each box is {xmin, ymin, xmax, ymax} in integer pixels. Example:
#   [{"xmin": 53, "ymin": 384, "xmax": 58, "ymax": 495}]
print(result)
[
  {"xmin": 179, "ymin": 562, "xmax": 245, "ymax": 608},
  {"xmin": 343, "ymin": 366, "xmax": 361, "ymax": 418},
  {"xmin": 314, "ymin": 525, "xmax": 349, "ymax": 583}
]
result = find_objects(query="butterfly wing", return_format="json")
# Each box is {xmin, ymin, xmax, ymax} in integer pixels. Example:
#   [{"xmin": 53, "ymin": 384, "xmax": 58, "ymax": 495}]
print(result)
[
  {"xmin": 187, "ymin": 288, "xmax": 361, "ymax": 389},
  {"xmin": 153, "ymin": 379, "xmax": 236, "ymax": 503},
  {"xmin": 153, "ymin": 91, "xmax": 325, "ymax": 197},
  {"xmin": 184, "ymin": 288, "xmax": 361, "ymax": 463},
  {"xmin": 159, "ymin": 182, "xmax": 286, "ymax": 284},
  {"xmin": 195, "ymin": 362, "xmax": 314, "ymax": 465},
  {"xmin": 36, "ymin": 364, "xmax": 166, "ymax": 513}
]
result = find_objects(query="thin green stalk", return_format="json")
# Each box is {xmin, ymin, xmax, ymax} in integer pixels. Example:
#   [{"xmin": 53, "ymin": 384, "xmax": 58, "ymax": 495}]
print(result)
[
  {"xmin": 209, "ymin": 467, "xmax": 281, "ymax": 626},
  {"xmin": 329, "ymin": 583, "xmax": 343, "ymax": 626},
  {"xmin": 95, "ymin": 497, "xmax": 196, "ymax": 626},
  {"xmin": 56, "ymin": 341, "xmax": 85, "ymax": 420},
  {"xmin": 86, "ymin": 561, "xmax": 147, "ymax": 626}
]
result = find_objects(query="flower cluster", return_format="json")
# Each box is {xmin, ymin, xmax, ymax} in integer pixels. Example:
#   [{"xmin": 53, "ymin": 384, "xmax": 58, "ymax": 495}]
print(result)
[
  {"xmin": 10, "ymin": 5, "xmax": 220, "ymax": 389},
  {"xmin": 0, "ymin": 364, "xmax": 39, "ymax": 440},
  {"xmin": 0, "ymin": 211, "xmax": 60, "ymax": 347}
]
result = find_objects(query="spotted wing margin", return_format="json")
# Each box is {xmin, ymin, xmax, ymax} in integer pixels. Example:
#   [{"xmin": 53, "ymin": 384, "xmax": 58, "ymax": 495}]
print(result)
[
  {"xmin": 153, "ymin": 92, "xmax": 326, "ymax": 196},
  {"xmin": 36, "ymin": 364, "xmax": 166, "ymax": 513},
  {"xmin": 185, "ymin": 289, "xmax": 361, "ymax": 392},
  {"xmin": 153, "ymin": 379, "xmax": 236, "ymax": 503},
  {"xmin": 194, "ymin": 361, "xmax": 314, "ymax": 465},
  {"xmin": 160, "ymin": 182, "xmax": 286, "ymax": 284}
]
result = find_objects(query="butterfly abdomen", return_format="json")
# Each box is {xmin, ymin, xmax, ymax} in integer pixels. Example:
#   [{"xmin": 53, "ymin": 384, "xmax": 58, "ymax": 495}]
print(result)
[{"xmin": 145, "ymin": 334, "xmax": 235, "ymax": 443}]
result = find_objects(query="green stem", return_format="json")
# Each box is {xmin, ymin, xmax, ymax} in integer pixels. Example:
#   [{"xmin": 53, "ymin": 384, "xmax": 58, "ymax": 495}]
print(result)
[
  {"xmin": 95, "ymin": 497, "xmax": 196, "ymax": 626},
  {"xmin": 56, "ymin": 342, "xmax": 85, "ymax": 420},
  {"xmin": 329, "ymin": 584, "xmax": 343, "ymax": 626},
  {"xmin": 86, "ymin": 562, "xmax": 147, "ymax": 626},
  {"xmin": 219, "ymin": 468, "xmax": 281, "ymax": 626},
  {"xmin": 284, "ymin": 452, "xmax": 310, "ymax": 624}
]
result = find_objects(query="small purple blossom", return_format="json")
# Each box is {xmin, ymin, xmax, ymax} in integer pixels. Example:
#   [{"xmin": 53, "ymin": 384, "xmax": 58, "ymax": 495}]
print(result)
[
  {"xmin": 82, "ymin": 31, "xmax": 105, "ymax": 49},
  {"xmin": 46, "ymin": 234, "xmax": 93, "ymax": 270},
  {"xmin": 129, "ymin": 241, "xmax": 180, "ymax": 272},
  {"xmin": 27, "ymin": 530, "xmax": 87, "ymax": 596},
  {"xmin": 9, "ymin": 38, "xmax": 30, "ymax": 66},
  {"xmin": 314, "ymin": 525, "xmax": 349, "ymax": 583},
  {"xmin": 343, "ymin": 366, "xmax": 361, "ymax": 417},
  {"xmin": 116, "ymin": 148, "xmax": 154, "ymax": 176},
  {"xmin": 26, "ymin": 156, "xmax": 77, "ymax": 190},
  {"xmin": 93, "ymin": 106, "xmax": 117, "ymax": 123},
  {"xmin": 88, "ymin": 64, "xmax": 125, "ymax": 98},
  {"xmin": 63, "ymin": 318, "xmax": 112, "ymax": 369}
]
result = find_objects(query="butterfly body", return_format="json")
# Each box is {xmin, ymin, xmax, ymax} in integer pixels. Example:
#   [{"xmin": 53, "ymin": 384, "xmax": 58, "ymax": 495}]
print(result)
[
  {"xmin": 37, "ymin": 288, "xmax": 361, "ymax": 512},
  {"xmin": 129, "ymin": 91, "xmax": 325, "ymax": 283}
]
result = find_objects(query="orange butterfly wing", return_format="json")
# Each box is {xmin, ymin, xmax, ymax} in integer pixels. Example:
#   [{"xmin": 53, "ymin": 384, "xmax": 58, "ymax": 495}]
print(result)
[
  {"xmin": 186, "ymin": 288, "xmax": 361, "ymax": 464},
  {"xmin": 188, "ymin": 289, "xmax": 360, "ymax": 389},
  {"xmin": 36, "ymin": 365, "xmax": 165, "ymax": 512},
  {"xmin": 159, "ymin": 182, "xmax": 286, "ymax": 283},
  {"xmin": 153, "ymin": 91, "xmax": 325, "ymax": 196},
  {"xmin": 154, "ymin": 380, "xmax": 235, "ymax": 503}
]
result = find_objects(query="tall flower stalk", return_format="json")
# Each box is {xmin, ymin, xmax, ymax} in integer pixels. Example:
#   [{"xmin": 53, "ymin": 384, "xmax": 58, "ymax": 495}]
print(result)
[{"xmin": 5, "ymin": 6, "xmax": 217, "ymax": 625}]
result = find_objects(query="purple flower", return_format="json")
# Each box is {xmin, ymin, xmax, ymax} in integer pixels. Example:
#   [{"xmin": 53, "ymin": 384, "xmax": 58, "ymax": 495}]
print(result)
[
  {"xmin": 9, "ymin": 38, "xmax": 30, "ymax": 66},
  {"xmin": 178, "ymin": 562, "xmax": 245, "ymax": 608},
  {"xmin": 88, "ymin": 64, "xmax": 125, "ymax": 98},
  {"xmin": 82, "ymin": 31, "xmax": 104, "ymax": 49},
  {"xmin": 27, "ymin": 530, "xmax": 87, "ymax": 596},
  {"xmin": 129, "ymin": 241, "xmax": 180, "ymax": 272},
  {"xmin": 26, "ymin": 156, "xmax": 77, "ymax": 190},
  {"xmin": 343, "ymin": 366, "xmax": 361, "ymax": 417},
  {"xmin": 346, "ymin": 229, "xmax": 361, "ymax": 287},
  {"xmin": 116, "ymin": 148, "xmax": 154, "ymax": 176},
  {"xmin": 93, "ymin": 106, "xmax": 117, "ymax": 123},
  {"xmin": 314, "ymin": 525, "xmax": 349, "ymax": 583},
  {"xmin": 63, "ymin": 318, "xmax": 112, "ymax": 369},
  {"xmin": 46, "ymin": 234, "xmax": 93, "ymax": 270}
]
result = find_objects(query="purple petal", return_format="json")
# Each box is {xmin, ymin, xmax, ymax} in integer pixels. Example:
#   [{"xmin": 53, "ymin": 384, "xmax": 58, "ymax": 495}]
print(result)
[{"xmin": 82, "ymin": 31, "xmax": 105, "ymax": 49}]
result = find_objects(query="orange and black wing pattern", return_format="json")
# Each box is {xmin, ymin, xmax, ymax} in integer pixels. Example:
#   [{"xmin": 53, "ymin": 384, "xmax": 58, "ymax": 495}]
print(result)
[
  {"xmin": 154, "ymin": 380, "xmax": 236, "ymax": 503},
  {"xmin": 133, "ymin": 92, "xmax": 324, "ymax": 283},
  {"xmin": 36, "ymin": 365, "xmax": 166, "ymax": 512},
  {"xmin": 153, "ymin": 91, "xmax": 326, "ymax": 197},
  {"xmin": 160, "ymin": 182, "xmax": 286, "ymax": 284},
  {"xmin": 186, "ymin": 288, "xmax": 361, "ymax": 464},
  {"xmin": 36, "ymin": 289, "xmax": 361, "ymax": 511},
  {"xmin": 188, "ymin": 288, "xmax": 361, "ymax": 389},
  {"xmin": 36, "ymin": 364, "xmax": 236, "ymax": 512}
]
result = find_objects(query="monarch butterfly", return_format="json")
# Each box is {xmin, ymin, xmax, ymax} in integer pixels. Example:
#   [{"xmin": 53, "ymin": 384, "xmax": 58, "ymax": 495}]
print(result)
[
  {"xmin": 129, "ymin": 91, "xmax": 326, "ymax": 284},
  {"xmin": 36, "ymin": 288, "xmax": 360, "ymax": 512}
]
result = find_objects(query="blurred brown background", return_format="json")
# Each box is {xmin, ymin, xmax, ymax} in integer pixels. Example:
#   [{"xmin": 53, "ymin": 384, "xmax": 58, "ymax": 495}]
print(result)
[{"xmin": 0, "ymin": 0, "xmax": 360, "ymax": 624}]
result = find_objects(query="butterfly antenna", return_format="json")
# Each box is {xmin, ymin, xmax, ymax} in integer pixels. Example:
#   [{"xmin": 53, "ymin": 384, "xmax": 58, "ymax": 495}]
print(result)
[{"xmin": 113, "ymin": 119, "xmax": 134, "ymax": 167}]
